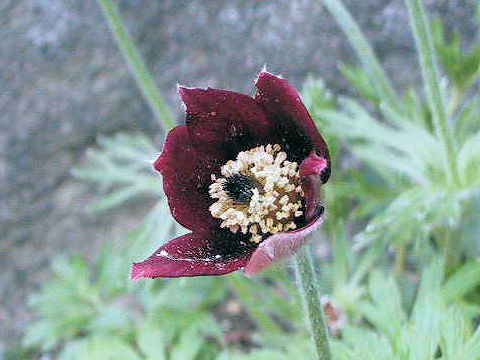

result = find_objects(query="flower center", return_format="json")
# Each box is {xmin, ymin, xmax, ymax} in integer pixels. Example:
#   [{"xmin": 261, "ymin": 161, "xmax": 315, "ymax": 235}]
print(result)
[{"xmin": 209, "ymin": 144, "xmax": 304, "ymax": 243}]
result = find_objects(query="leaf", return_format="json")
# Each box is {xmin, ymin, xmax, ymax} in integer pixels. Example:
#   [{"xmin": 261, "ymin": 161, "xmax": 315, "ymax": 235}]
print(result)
[
  {"xmin": 322, "ymin": 0, "xmax": 399, "ymax": 110},
  {"xmin": 455, "ymin": 95, "xmax": 480, "ymax": 141},
  {"xmin": 302, "ymin": 77, "xmax": 336, "ymax": 115},
  {"xmin": 334, "ymin": 327, "xmax": 395, "ymax": 360},
  {"xmin": 432, "ymin": 16, "xmax": 480, "ymax": 91},
  {"xmin": 442, "ymin": 259, "xmax": 480, "ymax": 303},
  {"xmin": 72, "ymin": 133, "xmax": 160, "ymax": 214},
  {"xmin": 400, "ymin": 88, "xmax": 432, "ymax": 130},
  {"xmin": 228, "ymin": 274, "xmax": 284, "ymax": 339},
  {"xmin": 440, "ymin": 307, "xmax": 471, "ymax": 360},
  {"xmin": 464, "ymin": 325, "xmax": 480, "ymax": 359},
  {"xmin": 89, "ymin": 306, "xmax": 134, "ymax": 338},
  {"xmin": 23, "ymin": 256, "xmax": 98, "ymax": 350},
  {"xmin": 137, "ymin": 322, "xmax": 167, "ymax": 360},
  {"xmin": 226, "ymin": 349, "xmax": 289, "ymax": 360},
  {"xmin": 224, "ymin": 338, "xmax": 310, "ymax": 360},
  {"xmin": 358, "ymin": 271, "xmax": 405, "ymax": 340},
  {"xmin": 458, "ymin": 130, "xmax": 480, "ymax": 186},
  {"xmin": 330, "ymin": 258, "xmax": 480, "ymax": 359},
  {"xmin": 170, "ymin": 325, "xmax": 204, "ymax": 360},
  {"xmin": 155, "ymin": 277, "xmax": 227, "ymax": 310},
  {"xmin": 58, "ymin": 336, "xmax": 142, "ymax": 360},
  {"xmin": 332, "ymin": 221, "xmax": 349, "ymax": 286},
  {"xmin": 23, "ymin": 321, "xmax": 59, "ymax": 351},
  {"xmin": 86, "ymin": 186, "xmax": 146, "ymax": 213},
  {"xmin": 339, "ymin": 64, "xmax": 379, "ymax": 103},
  {"xmin": 323, "ymin": 98, "xmax": 445, "ymax": 185}
]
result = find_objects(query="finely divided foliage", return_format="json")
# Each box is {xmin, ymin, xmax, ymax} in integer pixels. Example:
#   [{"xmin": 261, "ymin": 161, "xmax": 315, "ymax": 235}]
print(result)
[
  {"xmin": 19, "ymin": 0, "xmax": 480, "ymax": 359},
  {"xmin": 308, "ymin": 0, "xmax": 480, "ymax": 262},
  {"xmin": 332, "ymin": 260, "xmax": 480, "ymax": 360}
]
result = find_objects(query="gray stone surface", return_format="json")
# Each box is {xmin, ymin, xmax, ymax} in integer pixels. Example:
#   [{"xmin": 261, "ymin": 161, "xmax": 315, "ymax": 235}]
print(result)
[{"xmin": 0, "ymin": 0, "xmax": 477, "ymax": 348}]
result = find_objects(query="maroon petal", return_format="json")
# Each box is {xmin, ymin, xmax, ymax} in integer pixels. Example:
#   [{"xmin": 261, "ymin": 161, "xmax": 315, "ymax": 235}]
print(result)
[
  {"xmin": 254, "ymin": 72, "xmax": 330, "ymax": 181},
  {"xmin": 243, "ymin": 212, "xmax": 325, "ymax": 276},
  {"xmin": 179, "ymin": 87, "xmax": 275, "ymax": 161},
  {"xmin": 154, "ymin": 125, "xmax": 221, "ymax": 232},
  {"xmin": 131, "ymin": 232, "xmax": 254, "ymax": 279},
  {"xmin": 300, "ymin": 151, "xmax": 329, "ymax": 220}
]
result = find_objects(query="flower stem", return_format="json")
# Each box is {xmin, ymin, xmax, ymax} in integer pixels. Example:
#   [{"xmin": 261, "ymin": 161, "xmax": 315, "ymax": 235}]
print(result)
[
  {"xmin": 97, "ymin": 0, "xmax": 175, "ymax": 131},
  {"xmin": 293, "ymin": 244, "xmax": 331, "ymax": 360},
  {"xmin": 404, "ymin": 0, "xmax": 459, "ymax": 187}
]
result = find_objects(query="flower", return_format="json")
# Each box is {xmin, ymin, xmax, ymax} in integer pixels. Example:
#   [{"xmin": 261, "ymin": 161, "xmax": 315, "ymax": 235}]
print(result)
[{"xmin": 131, "ymin": 71, "xmax": 330, "ymax": 279}]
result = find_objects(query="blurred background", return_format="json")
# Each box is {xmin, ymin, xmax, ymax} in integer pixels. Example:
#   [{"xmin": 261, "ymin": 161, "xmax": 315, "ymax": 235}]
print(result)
[{"xmin": 1, "ymin": 0, "xmax": 480, "ymax": 359}]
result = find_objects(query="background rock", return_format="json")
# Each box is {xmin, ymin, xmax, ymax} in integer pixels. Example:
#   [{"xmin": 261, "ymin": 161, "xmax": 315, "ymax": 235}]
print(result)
[{"xmin": 0, "ymin": 0, "xmax": 477, "ymax": 347}]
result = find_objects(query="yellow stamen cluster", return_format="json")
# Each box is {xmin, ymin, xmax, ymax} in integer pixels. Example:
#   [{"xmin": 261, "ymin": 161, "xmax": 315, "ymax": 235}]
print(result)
[{"xmin": 209, "ymin": 144, "xmax": 304, "ymax": 243}]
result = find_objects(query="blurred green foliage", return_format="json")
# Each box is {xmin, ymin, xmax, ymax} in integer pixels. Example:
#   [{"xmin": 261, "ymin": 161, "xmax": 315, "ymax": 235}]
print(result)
[
  {"xmin": 17, "ymin": 1, "xmax": 480, "ymax": 360},
  {"xmin": 332, "ymin": 259, "xmax": 480, "ymax": 360},
  {"xmin": 431, "ymin": 17, "xmax": 480, "ymax": 93}
]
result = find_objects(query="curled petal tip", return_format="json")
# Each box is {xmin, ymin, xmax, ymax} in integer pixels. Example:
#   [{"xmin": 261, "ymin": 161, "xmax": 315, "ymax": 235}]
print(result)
[
  {"xmin": 300, "ymin": 151, "xmax": 329, "ymax": 179},
  {"xmin": 153, "ymin": 152, "xmax": 165, "ymax": 172},
  {"xmin": 255, "ymin": 71, "xmax": 282, "ymax": 85},
  {"xmin": 177, "ymin": 85, "xmax": 189, "ymax": 100},
  {"xmin": 177, "ymin": 85, "xmax": 207, "ymax": 104},
  {"xmin": 244, "ymin": 214, "xmax": 325, "ymax": 275},
  {"xmin": 243, "ymin": 244, "xmax": 275, "ymax": 277}
]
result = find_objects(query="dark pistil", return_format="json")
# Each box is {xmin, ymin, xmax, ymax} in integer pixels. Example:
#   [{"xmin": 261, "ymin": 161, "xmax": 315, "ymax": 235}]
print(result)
[{"xmin": 223, "ymin": 174, "xmax": 257, "ymax": 203}]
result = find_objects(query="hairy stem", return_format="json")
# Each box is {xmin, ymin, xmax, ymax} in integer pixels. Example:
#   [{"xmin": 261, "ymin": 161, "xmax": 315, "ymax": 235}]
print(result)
[
  {"xmin": 97, "ymin": 0, "xmax": 175, "ymax": 131},
  {"xmin": 293, "ymin": 244, "xmax": 331, "ymax": 360},
  {"xmin": 404, "ymin": 0, "xmax": 459, "ymax": 187}
]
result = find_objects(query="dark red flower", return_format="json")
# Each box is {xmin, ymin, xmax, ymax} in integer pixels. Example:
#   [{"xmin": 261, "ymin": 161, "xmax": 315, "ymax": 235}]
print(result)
[{"xmin": 131, "ymin": 72, "xmax": 330, "ymax": 279}]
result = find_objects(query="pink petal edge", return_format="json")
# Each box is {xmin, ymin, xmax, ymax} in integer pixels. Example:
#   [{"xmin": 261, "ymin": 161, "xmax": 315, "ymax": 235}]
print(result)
[
  {"xmin": 300, "ymin": 151, "xmax": 328, "ymax": 221},
  {"xmin": 299, "ymin": 151, "xmax": 329, "ymax": 178},
  {"xmin": 243, "ymin": 213, "xmax": 325, "ymax": 276}
]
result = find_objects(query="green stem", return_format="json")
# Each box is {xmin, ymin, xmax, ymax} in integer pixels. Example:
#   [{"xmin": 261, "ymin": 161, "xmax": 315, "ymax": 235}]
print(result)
[
  {"xmin": 322, "ymin": 0, "xmax": 399, "ymax": 111},
  {"xmin": 97, "ymin": 0, "xmax": 175, "ymax": 131},
  {"xmin": 404, "ymin": 0, "xmax": 459, "ymax": 187},
  {"xmin": 293, "ymin": 245, "xmax": 331, "ymax": 360}
]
